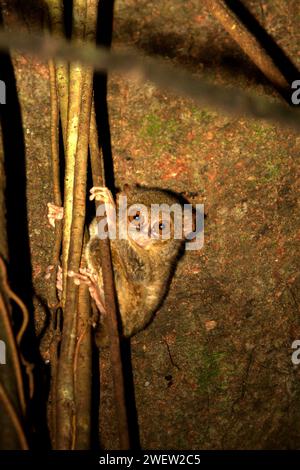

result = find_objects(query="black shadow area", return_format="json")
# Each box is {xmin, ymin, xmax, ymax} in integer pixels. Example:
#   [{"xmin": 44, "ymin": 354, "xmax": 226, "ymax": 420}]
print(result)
[
  {"xmin": 0, "ymin": 12, "xmax": 50, "ymax": 448},
  {"xmin": 94, "ymin": 0, "xmax": 115, "ymax": 194}
]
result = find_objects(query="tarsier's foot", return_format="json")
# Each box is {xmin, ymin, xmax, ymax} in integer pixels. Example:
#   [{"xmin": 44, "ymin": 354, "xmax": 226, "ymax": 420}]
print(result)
[
  {"xmin": 47, "ymin": 203, "xmax": 64, "ymax": 228},
  {"xmin": 68, "ymin": 268, "xmax": 106, "ymax": 315},
  {"xmin": 45, "ymin": 265, "xmax": 62, "ymax": 290}
]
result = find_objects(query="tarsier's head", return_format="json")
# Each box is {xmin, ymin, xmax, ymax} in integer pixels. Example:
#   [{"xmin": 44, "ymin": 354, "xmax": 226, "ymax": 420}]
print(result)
[{"xmin": 117, "ymin": 185, "xmax": 193, "ymax": 259}]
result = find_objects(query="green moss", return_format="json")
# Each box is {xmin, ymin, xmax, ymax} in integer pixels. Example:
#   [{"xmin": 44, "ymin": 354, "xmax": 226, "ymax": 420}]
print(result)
[
  {"xmin": 191, "ymin": 108, "xmax": 217, "ymax": 124},
  {"xmin": 196, "ymin": 348, "xmax": 226, "ymax": 393},
  {"xmin": 249, "ymin": 122, "xmax": 274, "ymax": 139},
  {"xmin": 139, "ymin": 113, "xmax": 181, "ymax": 151},
  {"xmin": 140, "ymin": 113, "xmax": 163, "ymax": 138},
  {"xmin": 262, "ymin": 161, "xmax": 280, "ymax": 181}
]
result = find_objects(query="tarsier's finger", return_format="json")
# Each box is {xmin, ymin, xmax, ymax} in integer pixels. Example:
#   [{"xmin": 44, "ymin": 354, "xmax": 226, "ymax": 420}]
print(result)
[
  {"xmin": 78, "ymin": 268, "xmax": 98, "ymax": 285},
  {"xmin": 48, "ymin": 218, "xmax": 55, "ymax": 228},
  {"xmin": 67, "ymin": 270, "xmax": 92, "ymax": 286},
  {"xmin": 89, "ymin": 192, "xmax": 107, "ymax": 202},
  {"xmin": 89, "ymin": 187, "xmax": 104, "ymax": 198},
  {"xmin": 47, "ymin": 203, "xmax": 64, "ymax": 227},
  {"xmin": 54, "ymin": 266, "xmax": 62, "ymax": 291},
  {"xmin": 89, "ymin": 187, "xmax": 112, "ymax": 204},
  {"xmin": 79, "ymin": 267, "xmax": 92, "ymax": 275},
  {"xmin": 90, "ymin": 186, "xmax": 105, "ymax": 194},
  {"xmin": 89, "ymin": 286, "xmax": 106, "ymax": 315}
]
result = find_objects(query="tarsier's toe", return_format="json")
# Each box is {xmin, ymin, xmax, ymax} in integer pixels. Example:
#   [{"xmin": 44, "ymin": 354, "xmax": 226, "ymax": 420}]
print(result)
[
  {"xmin": 45, "ymin": 264, "xmax": 63, "ymax": 292},
  {"xmin": 78, "ymin": 267, "xmax": 98, "ymax": 285},
  {"xmin": 89, "ymin": 285, "xmax": 106, "ymax": 315},
  {"xmin": 56, "ymin": 268, "xmax": 63, "ymax": 291},
  {"xmin": 45, "ymin": 265, "xmax": 54, "ymax": 280},
  {"xmin": 68, "ymin": 270, "xmax": 91, "ymax": 286},
  {"xmin": 79, "ymin": 267, "xmax": 91, "ymax": 276},
  {"xmin": 47, "ymin": 203, "xmax": 64, "ymax": 227}
]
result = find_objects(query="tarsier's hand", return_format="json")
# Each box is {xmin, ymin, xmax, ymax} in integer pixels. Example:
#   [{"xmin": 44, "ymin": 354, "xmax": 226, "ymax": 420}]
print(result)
[
  {"xmin": 89, "ymin": 186, "xmax": 115, "ymax": 205},
  {"xmin": 89, "ymin": 186, "xmax": 116, "ymax": 231}
]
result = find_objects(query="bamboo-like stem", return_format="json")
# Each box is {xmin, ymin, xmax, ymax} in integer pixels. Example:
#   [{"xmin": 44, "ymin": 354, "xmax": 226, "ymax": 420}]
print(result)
[
  {"xmin": 89, "ymin": 105, "xmax": 130, "ymax": 450},
  {"xmin": 56, "ymin": 0, "xmax": 88, "ymax": 449},
  {"xmin": 61, "ymin": 0, "xmax": 88, "ymax": 305},
  {"xmin": 57, "ymin": 64, "xmax": 93, "ymax": 449},
  {"xmin": 48, "ymin": 44, "xmax": 63, "ymax": 443},
  {"xmin": 46, "ymin": 0, "xmax": 69, "ymax": 146},
  {"xmin": 71, "ymin": 1, "xmax": 98, "ymax": 450},
  {"xmin": 73, "ymin": 277, "xmax": 91, "ymax": 449},
  {"xmin": 48, "ymin": 58, "xmax": 63, "ymax": 308},
  {"xmin": 61, "ymin": 59, "xmax": 85, "ymax": 306}
]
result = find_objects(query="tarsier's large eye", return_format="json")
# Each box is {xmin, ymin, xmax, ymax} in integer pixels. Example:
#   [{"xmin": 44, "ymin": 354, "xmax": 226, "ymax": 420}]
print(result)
[
  {"xmin": 128, "ymin": 210, "xmax": 142, "ymax": 222},
  {"xmin": 128, "ymin": 211, "xmax": 145, "ymax": 230},
  {"xmin": 158, "ymin": 222, "xmax": 165, "ymax": 233},
  {"xmin": 151, "ymin": 220, "xmax": 170, "ymax": 238}
]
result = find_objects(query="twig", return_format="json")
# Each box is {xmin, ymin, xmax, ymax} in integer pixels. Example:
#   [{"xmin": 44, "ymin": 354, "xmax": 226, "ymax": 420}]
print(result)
[
  {"xmin": 0, "ymin": 383, "xmax": 28, "ymax": 450},
  {"xmin": 0, "ymin": 258, "xmax": 27, "ymax": 414},
  {"xmin": 49, "ymin": 308, "xmax": 61, "ymax": 447},
  {"xmin": 204, "ymin": 0, "xmax": 289, "ymax": 92},
  {"xmin": 0, "ymin": 30, "xmax": 298, "ymax": 130}
]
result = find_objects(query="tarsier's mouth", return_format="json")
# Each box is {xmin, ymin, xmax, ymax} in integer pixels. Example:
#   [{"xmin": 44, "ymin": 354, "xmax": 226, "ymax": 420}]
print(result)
[{"xmin": 128, "ymin": 230, "xmax": 153, "ymax": 249}]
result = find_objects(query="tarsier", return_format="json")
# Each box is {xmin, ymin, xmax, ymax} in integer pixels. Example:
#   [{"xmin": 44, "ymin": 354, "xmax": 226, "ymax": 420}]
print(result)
[{"xmin": 48, "ymin": 185, "xmax": 188, "ymax": 339}]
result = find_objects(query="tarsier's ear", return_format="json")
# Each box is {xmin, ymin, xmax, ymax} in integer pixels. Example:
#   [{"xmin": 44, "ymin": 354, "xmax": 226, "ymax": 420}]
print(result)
[
  {"xmin": 122, "ymin": 183, "xmax": 141, "ymax": 192},
  {"xmin": 122, "ymin": 183, "xmax": 131, "ymax": 194}
]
